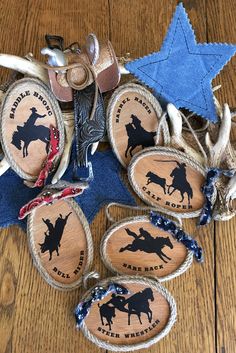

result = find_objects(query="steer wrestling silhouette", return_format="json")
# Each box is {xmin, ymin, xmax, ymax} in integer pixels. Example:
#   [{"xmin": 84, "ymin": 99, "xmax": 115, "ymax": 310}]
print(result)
[
  {"xmin": 39, "ymin": 212, "xmax": 72, "ymax": 261},
  {"xmin": 98, "ymin": 288, "xmax": 154, "ymax": 330},
  {"xmin": 98, "ymin": 294, "xmax": 128, "ymax": 330},
  {"xmin": 98, "ymin": 302, "xmax": 116, "ymax": 331}
]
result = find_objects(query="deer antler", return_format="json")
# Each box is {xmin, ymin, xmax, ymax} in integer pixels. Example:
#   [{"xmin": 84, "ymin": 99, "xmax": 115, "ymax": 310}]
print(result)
[
  {"xmin": 205, "ymin": 103, "xmax": 232, "ymax": 167},
  {"xmin": 167, "ymin": 103, "xmax": 205, "ymax": 165},
  {"xmin": 117, "ymin": 54, "xmax": 132, "ymax": 75},
  {"xmin": 224, "ymin": 172, "xmax": 236, "ymax": 202},
  {"xmin": 0, "ymin": 54, "xmax": 49, "ymax": 83},
  {"xmin": 0, "ymin": 157, "xmax": 10, "ymax": 176},
  {"xmin": 204, "ymin": 103, "xmax": 236, "ymax": 220}
]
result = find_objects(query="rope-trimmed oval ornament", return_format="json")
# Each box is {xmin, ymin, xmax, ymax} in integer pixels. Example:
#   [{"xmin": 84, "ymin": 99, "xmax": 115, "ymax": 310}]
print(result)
[
  {"xmin": 27, "ymin": 197, "xmax": 93, "ymax": 290},
  {"xmin": 0, "ymin": 78, "xmax": 64, "ymax": 180},
  {"xmin": 75, "ymin": 275, "xmax": 176, "ymax": 351},
  {"xmin": 101, "ymin": 215, "xmax": 193, "ymax": 281},
  {"xmin": 128, "ymin": 146, "xmax": 206, "ymax": 218},
  {"xmin": 107, "ymin": 83, "xmax": 169, "ymax": 168}
]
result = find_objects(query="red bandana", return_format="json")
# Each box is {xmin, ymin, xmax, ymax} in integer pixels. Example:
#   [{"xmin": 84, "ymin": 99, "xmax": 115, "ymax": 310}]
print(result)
[
  {"xmin": 33, "ymin": 125, "xmax": 60, "ymax": 188},
  {"xmin": 19, "ymin": 185, "xmax": 85, "ymax": 220}
]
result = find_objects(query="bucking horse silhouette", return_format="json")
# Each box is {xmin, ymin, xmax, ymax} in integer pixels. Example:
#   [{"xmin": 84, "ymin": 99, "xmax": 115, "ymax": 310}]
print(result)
[
  {"xmin": 120, "ymin": 228, "xmax": 173, "ymax": 263},
  {"xmin": 11, "ymin": 107, "xmax": 50, "ymax": 158},
  {"xmin": 125, "ymin": 114, "xmax": 156, "ymax": 158},
  {"xmin": 98, "ymin": 287, "xmax": 154, "ymax": 330},
  {"xmin": 39, "ymin": 212, "xmax": 72, "ymax": 261}
]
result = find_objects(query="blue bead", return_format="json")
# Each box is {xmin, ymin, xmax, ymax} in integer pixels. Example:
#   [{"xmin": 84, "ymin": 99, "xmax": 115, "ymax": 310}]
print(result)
[
  {"xmin": 175, "ymin": 229, "xmax": 185, "ymax": 241},
  {"xmin": 168, "ymin": 222, "xmax": 176, "ymax": 232}
]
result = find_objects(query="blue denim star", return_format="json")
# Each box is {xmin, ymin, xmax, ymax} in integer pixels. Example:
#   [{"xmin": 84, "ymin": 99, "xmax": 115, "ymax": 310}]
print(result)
[
  {"xmin": 0, "ymin": 150, "xmax": 135, "ymax": 229},
  {"xmin": 126, "ymin": 3, "xmax": 236, "ymax": 122}
]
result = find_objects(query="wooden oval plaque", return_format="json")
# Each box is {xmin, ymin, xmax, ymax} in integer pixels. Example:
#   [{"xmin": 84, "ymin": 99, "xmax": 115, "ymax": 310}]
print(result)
[
  {"xmin": 128, "ymin": 147, "xmax": 206, "ymax": 218},
  {"xmin": 28, "ymin": 199, "xmax": 93, "ymax": 290},
  {"xmin": 107, "ymin": 83, "xmax": 168, "ymax": 168},
  {"xmin": 80, "ymin": 276, "xmax": 176, "ymax": 351},
  {"xmin": 101, "ymin": 216, "xmax": 192, "ymax": 281},
  {"xmin": 0, "ymin": 78, "xmax": 64, "ymax": 180}
]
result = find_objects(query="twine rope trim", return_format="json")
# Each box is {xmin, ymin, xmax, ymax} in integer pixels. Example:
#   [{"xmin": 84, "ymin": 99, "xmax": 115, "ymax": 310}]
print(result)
[
  {"xmin": 128, "ymin": 146, "xmax": 214, "ymax": 219},
  {"xmin": 105, "ymin": 201, "xmax": 182, "ymax": 226},
  {"xmin": 106, "ymin": 82, "xmax": 170, "ymax": 168},
  {"xmin": 79, "ymin": 275, "xmax": 177, "ymax": 352},
  {"xmin": 82, "ymin": 271, "xmax": 100, "ymax": 289},
  {"xmin": 100, "ymin": 214, "xmax": 193, "ymax": 283},
  {"xmin": 27, "ymin": 198, "xmax": 94, "ymax": 290},
  {"xmin": 75, "ymin": 282, "xmax": 129, "ymax": 327},
  {"xmin": 179, "ymin": 110, "xmax": 208, "ymax": 166},
  {"xmin": 0, "ymin": 77, "xmax": 65, "ymax": 181},
  {"xmin": 156, "ymin": 111, "xmax": 170, "ymax": 145}
]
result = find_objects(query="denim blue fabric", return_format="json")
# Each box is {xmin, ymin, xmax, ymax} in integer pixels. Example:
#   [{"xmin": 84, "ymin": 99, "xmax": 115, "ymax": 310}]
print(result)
[
  {"xmin": 0, "ymin": 150, "xmax": 136, "ymax": 230},
  {"xmin": 126, "ymin": 3, "xmax": 236, "ymax": 122}
]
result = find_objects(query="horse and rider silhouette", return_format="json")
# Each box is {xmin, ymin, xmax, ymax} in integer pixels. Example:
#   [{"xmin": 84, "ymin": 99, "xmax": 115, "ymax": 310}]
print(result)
[
  {"xmin": 98, "ymin": 287, "xmax": 154, "ymax": 330},
  {"xmin": 39, "ymin": 212, "xmax": 72, "ymax": 261},
  {"xmin": 146, "ymin": 161, "xmax": 193, "ymax": 205},
  {"xmin": 125, "ymin": 114, "xmax": 156, "ymax": 158},
  {"xmin": 119, "ymin": 228, "xmax": 173, "ymax": 263},
  {"xmin": 11, "ymin": 107, "xmax": 50, "ymax": 158}
]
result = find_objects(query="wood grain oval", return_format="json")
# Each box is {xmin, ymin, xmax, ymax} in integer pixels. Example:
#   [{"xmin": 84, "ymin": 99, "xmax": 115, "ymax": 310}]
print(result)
[
  {"xmin": 80, "ymin": 276, "xmax": 176, "ymax": 351},
  {"xmin": 128, "ymin": 147, "xmax": 206, "ymax": 218},
  {"xmin": 107, "ymin": 83, "xmax": 168, "ymax": 168},
  {"xmin": 0, "ymin": 78, "xmax": 64, "ymax": 180},
  {"xmin": 28, "ymin": 199, "xmax": 93, "ymax": 290},
  {"xmin": 101, "ymin": 216, "xmax": 192, "ymax": 281}
]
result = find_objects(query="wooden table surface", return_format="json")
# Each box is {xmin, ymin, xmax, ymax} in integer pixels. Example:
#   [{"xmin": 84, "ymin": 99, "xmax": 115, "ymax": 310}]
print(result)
[{"xmin": 0, "ymin": 0, "xmax": 236, "ymax": 352}]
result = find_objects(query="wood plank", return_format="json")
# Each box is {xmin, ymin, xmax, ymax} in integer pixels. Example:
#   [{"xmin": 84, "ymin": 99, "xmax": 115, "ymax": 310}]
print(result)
[
  {"xmin": 215, "ymin": 220, "xmax": 236, "ymax": 353},
  {"xmin": 207, "ymin": 0, "xmax": 236, "ymax": 111},
  {"xmin": 207, "ymin": 1, "xmax": 236, "ymax": 352},
  {"xmin": 0, "ymin": 0, "xmax": 109, "ymax": 352},
  {"xmin": 0, "ymin": 227, "xmax": 22, "ymax": 353},
  {"xmin": 4, "ymin": 0, "xmax": 236, "ymax": 352},
  {"xmin": 0, "ymin": 0, "xmax": 28, "ymax": 83},
  {"xmin": 109, "ymin": 1, "xmax": 215, "ymax": 352},
  {"xmin": 10, "ymin": 212, "xmax": 107, "ymax": 353},
  {"xmin": 0, "ymin": 1, "xmax": 37, "ymax": 352}
]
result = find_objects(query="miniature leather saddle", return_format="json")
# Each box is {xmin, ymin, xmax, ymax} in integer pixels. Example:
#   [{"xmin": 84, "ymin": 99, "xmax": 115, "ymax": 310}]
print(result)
[
  {"xmin": 42, "ymin": 34, "xmax": 120, "ymax": 102},
  {"xmin": 19, "ymin": 182, "xmax": 93, "ymax": 290},
  {"xmin": 41, "ymin": 34, "xmax": 112, "ymax": 181}
]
